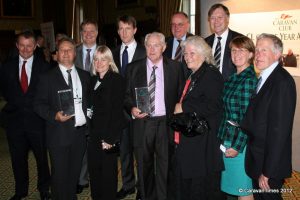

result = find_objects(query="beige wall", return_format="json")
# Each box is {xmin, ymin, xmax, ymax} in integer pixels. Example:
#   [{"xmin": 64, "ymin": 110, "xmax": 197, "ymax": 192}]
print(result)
[{"xmin": 201, "ymin": 0, "xmax": 300, "ymax": 171}]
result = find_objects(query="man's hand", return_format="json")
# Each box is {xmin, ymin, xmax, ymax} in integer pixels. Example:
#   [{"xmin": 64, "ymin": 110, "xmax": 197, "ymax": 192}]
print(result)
[
  {"xmin": 224, "ymin": 147, "xmax": 239, "ymax": 158},
  {"xmin": 131, "ymin": 107, "xmax": 148, "ymax": 119},
  {"xmin": 55, "ymin": 111, "xmax": 73, "ymax": 122},
  {"xmin": 259, "ymin": 174, "xmax": 270, "ymax": 190}
]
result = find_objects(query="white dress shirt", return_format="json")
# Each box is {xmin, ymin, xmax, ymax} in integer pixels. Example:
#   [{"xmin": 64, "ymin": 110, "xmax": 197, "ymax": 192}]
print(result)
[
  {"xmin": 212, "ymin": 29, "xmax": 229, "ymax": 73},
  {"xmin": 59, "ymin": 64, "xmax": 86, "ymax": 126},
  {"xmin": 19, "ymin": 55, "xmax": 34, "ymax": 85},
  {"xmin": 257, "ymin": 61, "xmax": 279, "ymax": 93},
  {"xmin": 120, "ymin": 39, "xmax": 137, "ymax": 65}
]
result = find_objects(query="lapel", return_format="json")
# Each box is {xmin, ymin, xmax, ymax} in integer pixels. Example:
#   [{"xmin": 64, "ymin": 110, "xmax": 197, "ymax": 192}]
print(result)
[
  {"xmin": 12, "ymin": 58, "xmax": 24, "ymax": 94},
  {"xmin": 76, "ymin": 67, "xmax": 87, "ymax": 94},
  {"xmin": 54, "ymin": 66, "xmax": 69, "ymax": 88},
  {"xmin": 163, "ymin": 57, "xmax": 170, "ymax": 103},
  {"xmin": 253, "ymin": 64, "xmax": 280, "ymax": 100},
  {"xmin": 136, "ymin": 59, "xmax": 147, "ymax": 87},
  {"xmin": 76, "ymin": 45, "xmax": 84, "ymax": 69},
  {"xmin": 114, "ymin": 45, "xmax": 121, "ymax": 69},
  {"xmin": 27, "ymin": 57, "xmax": 39, "ymax": 92},
  {"xmin": 132, "ymin": 44, "xmax": 144, "ymax": 62}
]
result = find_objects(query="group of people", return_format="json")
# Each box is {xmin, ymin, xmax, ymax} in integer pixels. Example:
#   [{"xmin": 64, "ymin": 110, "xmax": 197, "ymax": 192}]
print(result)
[{"xmin": 0, "ymin": 3, "xmax": 296, "ymax": 200}]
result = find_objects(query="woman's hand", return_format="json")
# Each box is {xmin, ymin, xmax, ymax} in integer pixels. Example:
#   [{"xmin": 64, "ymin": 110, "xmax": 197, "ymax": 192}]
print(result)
[
  {"xmin": 174, "ymin": 103, "xmax": 183, "ymax": 114},
  {"xmin": 224, "ymin": 148, "xmax": 238, "ymax": 158},
  {"xmin": 101, "ymin": 140, "xmax": 112, "ymax": 150}
]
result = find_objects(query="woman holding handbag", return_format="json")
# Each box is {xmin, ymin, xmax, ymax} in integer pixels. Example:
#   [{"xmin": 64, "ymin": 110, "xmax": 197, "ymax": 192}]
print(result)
[
  {"xmin": 173, "ymin": 36, "xmax": 225, "ymax": 200},
  {"xmin": 87, "ymin": 45, "xmax": 126, "ymax": 200}
]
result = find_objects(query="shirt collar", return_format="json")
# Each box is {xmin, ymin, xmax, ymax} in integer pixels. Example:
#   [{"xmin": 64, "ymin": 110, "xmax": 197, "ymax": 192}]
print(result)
[
  {"xmin": 146, "ymin": 57, "xmax": 163, "ymax": 70},
  {"xmin": 59, "ymin": 64, "xmax": 75, "ymax": 73},
  {"xmin": 214, "ymin": 28, "xmax": 229, "ymax": 40},
  {"xmin": 121, "ymin": 39, "xmax": 137, "ymax": 49},
  {"xmin": 19, "ymin": 55, "xmax": 34, "ymax": 63},
  {"xmin": 259, "ymin": 61, "xmax": 279, "ymax": 80},
  {"xmin": 83, "ymin": 44, "xmax": 97, "ymax": 52}
]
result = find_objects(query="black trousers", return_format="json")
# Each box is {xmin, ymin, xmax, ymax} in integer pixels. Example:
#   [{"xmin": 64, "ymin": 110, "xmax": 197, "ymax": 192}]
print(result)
[
  {"xmin": 178, "ymin": 172, "xmax": 225, "ymax": 200},
  {"xmin": 6, "ymin": 128, "xmax": 50, "ymax": 197},
  {"xmin": 88, "ymin": 135, "xmax": 118, "ymax": 200},
  {"xmin": 252, "ymin": 178, "xmax": 284, "ymax": 200},
  {"xmin": 48, "ymin": 126, "xmax": 86, "ymax": 200},
  {"xmin": 135, "ymin": 116, "xmax": 169, "ymax": 200},
  {"xmin": 119, "ymin": 125, "xmax": 136, "ymax": 190}
]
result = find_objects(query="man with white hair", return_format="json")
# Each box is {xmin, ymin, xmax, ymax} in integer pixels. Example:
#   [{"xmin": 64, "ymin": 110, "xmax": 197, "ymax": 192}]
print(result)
[
  {"xmin": 124, "ymin": 32, "xmax": 184, "ymax": 200},
  {"xmin": 242, "ymin": 33, "xmax": 296, "ymax": 200}
]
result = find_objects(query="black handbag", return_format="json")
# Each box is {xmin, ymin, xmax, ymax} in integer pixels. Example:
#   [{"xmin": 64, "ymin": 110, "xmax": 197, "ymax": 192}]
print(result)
[{"xmin": 168, "ymin": 112, "xmax": 209, "ymax": 137}]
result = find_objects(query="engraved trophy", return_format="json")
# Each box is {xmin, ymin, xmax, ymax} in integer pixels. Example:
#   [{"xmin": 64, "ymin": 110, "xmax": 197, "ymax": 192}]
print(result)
[
  {"xmin": 135, "ymin": 87, "xmax": 150, "ymax": 114},
  {"xmin": 57, "ymin": 89, "xmax": 75, "ymax": 116}
]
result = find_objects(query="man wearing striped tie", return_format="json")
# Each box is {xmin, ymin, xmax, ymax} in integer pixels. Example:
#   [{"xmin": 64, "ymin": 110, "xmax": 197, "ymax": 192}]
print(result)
[
  {"xmin": 124, "ymin": 32, "xmax": 184, "ymax": 200},
  {"xmin": 205, "ymin": 3, "xmax": 243, "ymax": 80}
]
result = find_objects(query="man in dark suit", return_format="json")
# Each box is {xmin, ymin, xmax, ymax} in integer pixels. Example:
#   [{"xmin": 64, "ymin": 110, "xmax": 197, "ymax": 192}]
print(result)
[
  {"xmin": 205, "ymin": 3, "xmax": 243, "ymax": 80},
  {"xmin": 164, "ymin": 12, "xmax": 193, "ymax": 79},
  {"xmin": 241, "ymin": 33, "xmax": 296, "ymax": 200},
  {"xmin": 0, "ymin": 31, "xmax": 51, "ymax": 200},
  {"xmin": 113, "ymin": 15, "xmax": 146, "ymax": 200},
  {"xmin": 34, "ymin": 37, "xmax": 90, "ymax": 200},
  {"xmin": 125, "ymin": 32, "xmax": 184, "ymax": 200},
  {"xmin": 74, "ymin": 19, "xmax": 99, "ymax": 193}
]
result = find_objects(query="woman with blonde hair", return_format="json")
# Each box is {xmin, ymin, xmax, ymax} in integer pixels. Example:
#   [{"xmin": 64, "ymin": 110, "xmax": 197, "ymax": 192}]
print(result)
[{"xmin": 88, "ymin": 45, "xmax": 126, "ymax": 200}]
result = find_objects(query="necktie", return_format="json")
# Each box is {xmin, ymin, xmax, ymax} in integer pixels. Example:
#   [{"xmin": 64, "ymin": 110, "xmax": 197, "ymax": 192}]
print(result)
[
  {"xmin": 256, "ymin": 76, "xmax": 262, "ymax": 94},
  {"xmin": 85, "ymin": 49, "xmax": 91, "ymax": 72},
  {"xmin": 149, "ymin": 66, "xmax": 157, "ymax": 115},
  {"xmin": 214, "ymin": 37, "xmax": 222, "ymax": 69},
  {"xmin": 174, "ymin": 78, "xmax": 191, "ymax": 144},
  {"xmin": 67, "ymin": 69, "xmax": 73, "ymax": 90},
  {"xmin": 174, "ymin": 39, "xmax": 182, "ymax": 62},
  {"xmin": 20, "ymin": 60, "xmax": 28, "ymax": 93},
  {"xmin": 122, "ymin": 46, "xmax": 128, "ymax": 76}
]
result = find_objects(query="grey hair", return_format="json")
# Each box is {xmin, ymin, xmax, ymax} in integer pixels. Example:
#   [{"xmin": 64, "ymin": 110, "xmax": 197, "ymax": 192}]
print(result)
[
  {"xmin": 91, "ymin": 45, "xmax": 119, "ymax": 75},
  {"xmin": 256, "ymin": 33, "xmax": 283, "ymax": 54},
  {"xmin": 144, "ymin": 32, "xmax": 166, "ymax": 46},
  {"xmin": 181, "ymin": 35, "xmax": 215, "ymax": 65}
]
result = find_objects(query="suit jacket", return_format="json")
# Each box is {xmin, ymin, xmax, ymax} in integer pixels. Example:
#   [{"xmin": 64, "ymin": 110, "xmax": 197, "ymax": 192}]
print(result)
[
  {"xmin": 124, "ymin": 57, "xmax": 185, "ymax": 147},
  {"xmin": 205, "ymin": 29, "xmax": 243, "ymax": 80},
  {"xmin": 90, "ymin": 71, "xmax": 126, "ymax": 144},
  {"xmin": 75, "ymin": 44, "xmax": 99, "ymax": 72},
  {"xmin": 241, "ymin": 64, "xmax": 296, "ymax": 179},
  {"xmin": 164, "ymin": 33, "xmax": 193, "ymax": 79},
  {"xmin": 0, "ymin": 56, "xmax": 50, "ymax": 131},
  {"xmin": 178, "ymin": 62, "xmax": 224, "ymax": 178},
  {"xmin": 34, "ymin": 66, "xmax": 90, "ymax": 147},
  {"xmin": 112, "ymin": 42, "xmax": 146, "ymax": 74}
]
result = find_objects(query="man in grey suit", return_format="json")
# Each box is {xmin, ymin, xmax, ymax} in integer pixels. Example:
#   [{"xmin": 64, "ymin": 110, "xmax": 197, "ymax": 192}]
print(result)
[
  {"xmin": 113, "ymin": 15, "xmax": 146, "ymax": 200},
  {"xmin": 74, "ymin": 19, "xmax": 99, "ymax": 193},
  {"xmin": 205, "ymin": 3, "xmax": 243, "ymax": 80},
  {"xmin": 34, "ymin": 37, "xmax": 90, "ymax": 200}
]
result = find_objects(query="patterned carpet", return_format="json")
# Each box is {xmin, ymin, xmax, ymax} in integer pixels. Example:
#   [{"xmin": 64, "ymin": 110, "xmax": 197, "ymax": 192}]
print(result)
[{"xmin": 0, "ymin": 128, "xmax": 299, "ymax": 199}]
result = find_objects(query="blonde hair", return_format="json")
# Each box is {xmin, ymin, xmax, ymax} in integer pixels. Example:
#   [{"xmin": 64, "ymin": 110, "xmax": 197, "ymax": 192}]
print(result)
[
  {"xmin": 91, "ymin": 45, "xmax": 119, "ymax": 75},
  {"xmin": 181, "ymin": 36, "xmax": 215, "ymax": 65}
]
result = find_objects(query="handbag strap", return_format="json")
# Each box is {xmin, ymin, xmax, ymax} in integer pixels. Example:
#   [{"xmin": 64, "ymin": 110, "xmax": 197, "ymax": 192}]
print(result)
[
  {"xmin": 175, "ymin": 78, "xmax": 191, "ymax": 144},
  {"xmin": 179, "ymin": 78, "xmax": 191, "ymax": 103}
]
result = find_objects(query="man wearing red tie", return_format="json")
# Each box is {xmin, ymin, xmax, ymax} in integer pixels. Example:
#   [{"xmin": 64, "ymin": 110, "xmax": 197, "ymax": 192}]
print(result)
[{"xmin": 0, "ymin": 31, "xmax": 51, "ymax": 200}]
